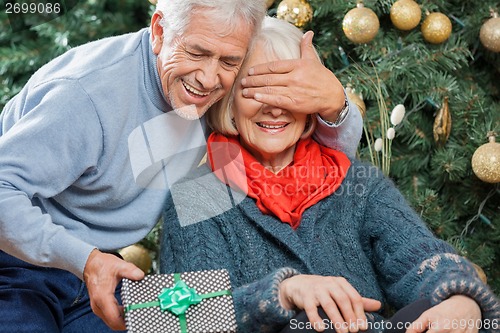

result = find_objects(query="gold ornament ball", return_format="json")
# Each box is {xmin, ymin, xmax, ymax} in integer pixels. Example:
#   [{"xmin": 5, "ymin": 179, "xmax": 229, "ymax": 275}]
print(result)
[
  {"xmin": 266, "ymin": 0, "xmax": 275, "ymax": 9},
  {"xmin": 148, "ymin": 0, "xmax": 157, "ymax": 5},
  {"xmin": 119, "ymin": 244, "xmax": 152, "ymax": 274},
  {"xmin": 421, "ymin": 12, "xmax": 452, "ymax": 44},
  {"xmin": 471, "ymin": 263, "xmax": 488, "ymax": 284},
  {"xmin": 471, "ymin": 135, "xmax": 500, "ymax": 183},
  {"xmin": 276, "ymin": 0, "xmax": 313, "ymax": 28},
  {"xmin": 343, "ymin": 4, "xmax": 380, "ymax": 44},
  {"xmin": 346, "ymin": 87, "xmax": 366, "ymax": 118},
  {"xmin": 390, "ymin": 0, "xmax": 422, "ymax": 31},
  {"xmin": 480, "ymin": 16, "xmax": 500, "ymax": 53}
]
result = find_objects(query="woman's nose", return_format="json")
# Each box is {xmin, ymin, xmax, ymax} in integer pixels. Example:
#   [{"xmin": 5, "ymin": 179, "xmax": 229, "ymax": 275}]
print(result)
[{"xmin": 262, "ymin": 106, "xmax": 287, "ymax": 117}]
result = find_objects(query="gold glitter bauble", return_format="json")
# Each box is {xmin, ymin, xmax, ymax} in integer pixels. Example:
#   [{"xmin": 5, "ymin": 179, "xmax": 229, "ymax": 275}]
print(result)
[
  {"xmin": 266, "ymin": 0, "xmax": 275, "ymax": 9},
  {"xmin": 276, "ymin": 0, "xmax": 313, "ymax": 28},
  {"xmin": 390, "ymin": 0, "xmax": 422, "ymax": 31},
  {"xmin": 471, "ymin": 263, "xmax": 488, "ymax": 284},
  {"xmin": 472, "ymin": 134, "xmax": 500, "ymax": 183},
  {"xmin": 480, "ymin": 16, "xmax": 500, "ymax": 53},
  {"xmin": 421, "ymin": 12, "xmax": 452, "ymax": 44},
  {"xmin": 119, "ymin": 244, "xmax": 152, "ymax": 274},
  {"xmin": 342, "ymin": 3, "xmax": 380, "ymax": 44},
  {"xmin": 346, "ymin": 86, "xmax": 366, "ymax": 118}
]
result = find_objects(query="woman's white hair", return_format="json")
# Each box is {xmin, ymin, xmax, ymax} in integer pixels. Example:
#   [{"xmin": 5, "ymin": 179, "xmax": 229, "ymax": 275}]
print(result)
[
  {"xmin": 155, "ymin": 0, "xmax": 266, "ymax": 43},
  {"xmin": 208, "ymin": 16, "xmax": 318, "ymax": 138}
]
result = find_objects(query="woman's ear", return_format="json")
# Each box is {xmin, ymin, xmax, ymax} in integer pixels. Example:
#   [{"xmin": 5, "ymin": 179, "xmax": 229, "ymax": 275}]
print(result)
[{"xmin": 150, "ymin": 12, "xmax": 164, "ymax": 55}]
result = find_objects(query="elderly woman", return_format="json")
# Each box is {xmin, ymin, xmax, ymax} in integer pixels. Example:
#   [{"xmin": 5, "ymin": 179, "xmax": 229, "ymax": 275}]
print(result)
[{"xmin": 160, "ymin": 17, "xmax": 499, "ymax": 333}]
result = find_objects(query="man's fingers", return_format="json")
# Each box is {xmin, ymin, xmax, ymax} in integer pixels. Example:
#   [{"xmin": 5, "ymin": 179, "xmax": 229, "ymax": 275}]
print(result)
[
  {"xmin": 241, "ymin": 85, "xmax": 288, "ymax": 99},
  {"xmin": 241, "ymin": 86, "xmax": 295, "ymax": 109},
  {"xmin": 246, "ymin": 31, "xmax": 317, "ymax": 76},
  {"xmin": 94, "ymin": 294, "xmax": 126, "ymax": 330},
  {"xmin": 300, "ymin": 30, "xmax": 318, "ymax": 60},
  {"xmin": 241, "ymin": 73, "xmax": 291, "ymax": 89},
  {"xmin": 247, "ymin": 58, "xmax": 296, "ymax": 76},
  {"xmin": 119, "ymin": 261, "xmax": 145, "ymax": 281},
  {"xmin": 84, "ymin": 251, "xmax": 144, "ymax": 330},
  {"xmin": 89, "ymin": 283, "xmax": 125, "ymax": 331}
]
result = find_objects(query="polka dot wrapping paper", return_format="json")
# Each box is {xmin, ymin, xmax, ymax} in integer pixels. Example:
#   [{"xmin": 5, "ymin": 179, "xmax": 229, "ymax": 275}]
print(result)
[{"xmin": 121, "ymin": 270, "xmax": 237, "ymax": 333}]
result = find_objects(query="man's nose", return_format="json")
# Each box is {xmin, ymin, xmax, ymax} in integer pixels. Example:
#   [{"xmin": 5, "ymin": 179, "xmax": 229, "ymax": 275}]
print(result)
[{"xmin": 196, "ymin": 59, "xmax": 221, "ymax": 91}]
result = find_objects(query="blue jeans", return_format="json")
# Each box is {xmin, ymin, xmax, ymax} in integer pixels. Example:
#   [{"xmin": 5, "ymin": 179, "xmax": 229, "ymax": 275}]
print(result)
[{"xmin": 0, "ymin": 250, "xmax": 125, "ymax": 333}]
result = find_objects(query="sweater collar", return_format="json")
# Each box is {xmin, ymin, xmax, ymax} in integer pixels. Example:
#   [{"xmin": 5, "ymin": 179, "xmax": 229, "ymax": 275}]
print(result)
[
  {"xmin": 206, "ymin": 134, "xmax": 351, "ymax": 230},
  {"xmin": 143, "ymin": 28, "xmax": 172, "ymax": 113}
]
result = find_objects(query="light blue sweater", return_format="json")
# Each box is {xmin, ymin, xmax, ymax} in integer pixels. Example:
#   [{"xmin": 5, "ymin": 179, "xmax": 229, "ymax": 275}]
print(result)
[
  {"xmin": 0, "ymin": 28, "xmax": 362, "ymax": 279},
  {"xmin": 161, "ymin": 161, "xmax": 500, "ymax": 332}
]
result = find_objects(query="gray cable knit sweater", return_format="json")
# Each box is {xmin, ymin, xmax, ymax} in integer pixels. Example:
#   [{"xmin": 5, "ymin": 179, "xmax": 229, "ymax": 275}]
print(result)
[{"xmin": 160, "ymin": 160, "xmax": 500, "ymax": 333}]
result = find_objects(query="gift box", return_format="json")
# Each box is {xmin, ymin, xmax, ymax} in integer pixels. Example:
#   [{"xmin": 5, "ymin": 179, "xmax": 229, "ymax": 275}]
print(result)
[{"xmin": 121, "ymin": 269, "xmax": 237, "ymax": 333}]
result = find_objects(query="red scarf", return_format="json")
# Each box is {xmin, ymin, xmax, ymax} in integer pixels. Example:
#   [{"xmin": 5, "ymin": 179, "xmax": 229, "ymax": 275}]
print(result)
[{"xmin": 206, "ymin": 133, "xmax": 350, "ymax": 229}]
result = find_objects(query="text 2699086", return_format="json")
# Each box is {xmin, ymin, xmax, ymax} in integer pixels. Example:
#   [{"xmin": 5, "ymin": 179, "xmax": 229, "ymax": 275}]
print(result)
[{"xmin": 5, "ymin": 2, "xmax": 61, "ymax": 14}]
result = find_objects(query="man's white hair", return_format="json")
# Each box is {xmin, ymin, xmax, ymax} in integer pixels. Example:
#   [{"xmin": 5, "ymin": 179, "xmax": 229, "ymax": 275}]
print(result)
[{"xmin": 155, "ymin": 0, "xmax": 266, "ymax": 43}]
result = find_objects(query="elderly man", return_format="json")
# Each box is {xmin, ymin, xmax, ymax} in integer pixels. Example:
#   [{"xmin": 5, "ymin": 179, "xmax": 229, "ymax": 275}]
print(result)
[{"xmin": 0, "ymin": 0, "xmax": 361, "ymax": 331}]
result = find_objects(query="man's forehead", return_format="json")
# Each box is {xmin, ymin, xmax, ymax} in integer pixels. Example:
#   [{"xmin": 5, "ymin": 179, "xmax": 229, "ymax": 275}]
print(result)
[
  {"xmin": 183, "ymin": 12, "xmax": 253, "ymax": 43},
  {"xmin": 181, "ymin": 25, "xmax": 251, "ymax": 58}
]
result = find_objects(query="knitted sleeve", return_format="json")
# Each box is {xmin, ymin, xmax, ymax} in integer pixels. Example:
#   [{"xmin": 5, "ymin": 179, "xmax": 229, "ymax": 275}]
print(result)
[
  {"xmin": 362, "ymin": 170, "xmax": 500, "ymax": 330},
  {"xmin": 232, "ymin": 267, "xmax": 299, "ymax": 333}
]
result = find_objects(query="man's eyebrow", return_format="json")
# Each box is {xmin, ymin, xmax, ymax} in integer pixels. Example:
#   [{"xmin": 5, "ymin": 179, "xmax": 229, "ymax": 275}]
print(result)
[
  {"xmin": 190, "ymin": 44, "xmax": 244, "ymax": 63},
  {"xmin": 189, "ymin": 44, "xmax": 213, "ymax": 55},
  {"xmin": 222, "ymin": 54, "xmax": 244, "ymax": 64}
]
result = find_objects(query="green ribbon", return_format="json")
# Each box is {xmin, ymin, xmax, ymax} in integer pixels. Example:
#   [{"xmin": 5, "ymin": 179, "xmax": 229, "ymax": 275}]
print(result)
[
  {"xmin": 158, "ymin": 280, "xmax": 203, "ymax": 315},
  {"xmin": 124, "ymin": 273, "xmax": 232, "ymax": 333}
]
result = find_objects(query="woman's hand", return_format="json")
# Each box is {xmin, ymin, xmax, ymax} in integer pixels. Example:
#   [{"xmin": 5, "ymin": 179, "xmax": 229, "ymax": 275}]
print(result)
[
  {"xmin": 406, "ymin": 295, "xmax": 481, "ymax": 333},
  {"xmin": 279, "ymin": 274, "xmax": 381, "ymax": 333}
]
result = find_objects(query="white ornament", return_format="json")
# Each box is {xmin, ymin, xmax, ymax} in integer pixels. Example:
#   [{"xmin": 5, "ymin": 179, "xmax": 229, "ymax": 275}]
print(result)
[
  {"xmin": 390, "ymin": 104, "xmax": 406, "ymax": 126},
  {"xmin": 374, "ymin": 138, "xmax": 383, "ymax": 152},
  {"xmin": 387, "ymin": 127, "xmax": 396, "ymax": 140}
]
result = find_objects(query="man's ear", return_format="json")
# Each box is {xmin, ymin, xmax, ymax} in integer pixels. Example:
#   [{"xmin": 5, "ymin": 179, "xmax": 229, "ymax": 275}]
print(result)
[{"xmin": 150, "ymin": 11, "xmax": 164, "ymax": 55}]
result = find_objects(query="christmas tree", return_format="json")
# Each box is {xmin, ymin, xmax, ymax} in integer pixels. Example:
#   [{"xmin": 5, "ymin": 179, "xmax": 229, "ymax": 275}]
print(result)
[
  {"xmin": 0, "ymin": 0, "xmax": 153, "ymax": 107},
  {"xmin": 1, "ymin": 0, "xmax": 499, "ymax": 292},
  {"xmin": 273, "ymin": 0, "xmax": 500, "ymax": 291}
]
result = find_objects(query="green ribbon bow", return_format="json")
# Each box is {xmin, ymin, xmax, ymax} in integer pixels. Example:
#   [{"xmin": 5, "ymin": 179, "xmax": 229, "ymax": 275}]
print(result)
[
  {"xmin": 158, "ymin": 280, "xmax": 202, "ymax": 315},
  {"xmin": 124, "ymin": 273, "xmax": 232, "ymax": 333}
]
